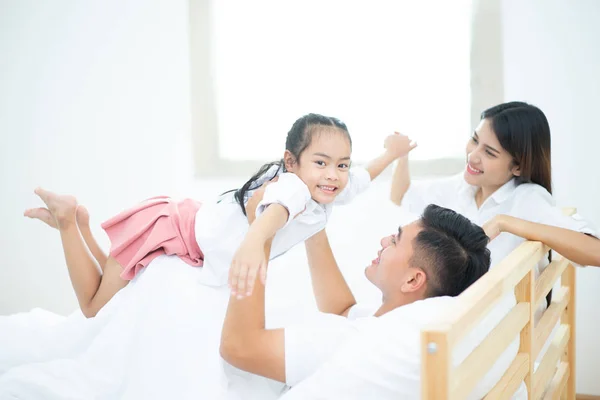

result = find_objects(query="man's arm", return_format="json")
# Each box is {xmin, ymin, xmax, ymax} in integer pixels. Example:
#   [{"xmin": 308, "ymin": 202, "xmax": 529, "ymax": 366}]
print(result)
[
  {"xmin": 221, "ymin": 182, "xmax": 286, "ymax": 382},
  {"xmin": 220, "ymin": 239, "xmax": 287, "ymax": 382},
  {"xmin": 305, "ymin": 230, "xmax": 356, "ymax": 316},
  {"xmin": 219, "ymin": 180, "xmax": 361, "ymax": 383},
  {"xmin": 368, "ymin": 132, "xmax": 416, "ymax": 181}
]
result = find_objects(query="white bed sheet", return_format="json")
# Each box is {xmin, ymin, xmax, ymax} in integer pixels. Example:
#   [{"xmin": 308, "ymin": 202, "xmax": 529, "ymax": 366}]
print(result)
[{"xmin": 0, "ymin": 255, "xmax": 284, "ymax": 399}]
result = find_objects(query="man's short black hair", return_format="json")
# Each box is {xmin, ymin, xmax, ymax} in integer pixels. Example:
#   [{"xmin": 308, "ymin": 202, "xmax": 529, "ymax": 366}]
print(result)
[{"xmin": 409, "ymin": 204, "xmax": 491, "ymax": 297}]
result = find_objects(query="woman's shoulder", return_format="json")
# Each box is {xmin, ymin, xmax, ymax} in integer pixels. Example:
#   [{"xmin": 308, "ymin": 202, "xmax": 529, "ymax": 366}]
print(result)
[
  {"xmin": 507, "ymin": 182, "xmax": 556, "ymax": 218},
  {"xmin": 512, "ymin": 181, "xmax": 554, "ymax": 202}
]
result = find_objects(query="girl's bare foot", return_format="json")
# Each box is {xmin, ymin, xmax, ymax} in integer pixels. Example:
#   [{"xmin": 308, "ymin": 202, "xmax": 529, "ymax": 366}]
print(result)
[
  {"xmin": 24, "ymin": 207, "xmax": 58, "ymax": 229},
  {"xmin": 76, "ymin": 205, "xmax": 90, "ymax": 227},
  {"xmin": 25, "ymin": 203, "xmax": 90, "ymax": 231},
  {"xmin": 30, "ymin": 187, "xmax": 78, "ymax": 230}
]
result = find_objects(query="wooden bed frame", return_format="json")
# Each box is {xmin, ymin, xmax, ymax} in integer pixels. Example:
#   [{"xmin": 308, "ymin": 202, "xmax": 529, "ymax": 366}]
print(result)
[{"xmin": 421, "ymin": 209, "xmax": 577, "ymax": 400}]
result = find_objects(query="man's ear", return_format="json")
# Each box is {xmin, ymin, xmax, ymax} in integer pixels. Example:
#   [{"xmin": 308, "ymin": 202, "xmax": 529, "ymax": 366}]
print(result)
[
  {"xmin": 401, "ymin": 268, "xmax": 427, "ymax": 293},
  {"xmin": 283, "ymin": 150, "xmax": 296, "ymax": 172}
]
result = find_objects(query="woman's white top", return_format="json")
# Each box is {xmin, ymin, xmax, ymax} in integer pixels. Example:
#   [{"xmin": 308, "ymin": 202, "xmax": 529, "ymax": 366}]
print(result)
[{"xmin": 403, "ymin": 173, "xmax": 597, "ymax": 274}]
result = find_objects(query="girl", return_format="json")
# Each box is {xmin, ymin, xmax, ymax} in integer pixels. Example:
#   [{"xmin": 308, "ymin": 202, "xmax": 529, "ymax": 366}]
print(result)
[
  {"xmin": 390, "ymin": 101, "xmax": 600, "ymax": 305},
  {"xmin": 24, "ymin": 113, "xmax": 417, "ymax": 318}
]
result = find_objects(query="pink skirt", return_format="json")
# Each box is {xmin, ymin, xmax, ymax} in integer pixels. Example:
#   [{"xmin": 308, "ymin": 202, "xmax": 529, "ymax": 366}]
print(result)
[{"xmin": 101, "ymin": 196, "xmax": 204, "ymax": 280}]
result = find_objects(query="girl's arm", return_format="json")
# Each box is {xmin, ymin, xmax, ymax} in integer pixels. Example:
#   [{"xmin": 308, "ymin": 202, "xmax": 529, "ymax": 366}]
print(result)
[
  {"xmin": 246, "ymin": 203, "xmax": 289, "ymax": 243},
  {"xmin": 485, "ymin": 215, "xmax": 600, "ymax": 267},
  {"xmin": 228, "ymin": 203, "xmax": 288, "ymax": 298},
  {"xmin": 230, "ymin": 173, "xmax": 311, "ymax": 298},
  {"xmin": 366, "ymin": 132, "xmax": 416, "ymax": 181},
  {"xmin": 245, "ymin": 184, "xmax": 357, "ymax": 316}
]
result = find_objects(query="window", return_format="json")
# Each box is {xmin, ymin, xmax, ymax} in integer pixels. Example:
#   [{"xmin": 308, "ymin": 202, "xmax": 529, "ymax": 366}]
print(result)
[{"xmin": 189, "ymin": 0, "xmax": 495, "ymax": 177}]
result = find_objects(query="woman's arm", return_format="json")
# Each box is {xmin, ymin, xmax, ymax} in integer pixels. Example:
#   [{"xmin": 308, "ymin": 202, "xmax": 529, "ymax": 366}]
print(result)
[
  {"xmin": 366, "ymin": 132, "xmax": 416, "ymax": 181},
  {"xmin": 390, "ymin": 156, "xmax": 410, "ymax": 206},
  {"xmin": 486, "ymin": 215, "xmax": 600, "ymax": 266},
  {"xmin": 305, "ymin": 230, "xmax": 356, "ymax": 316},
  {"xmin": 387, "ymin": 132, "xmax": 415, "ymax": 205}
]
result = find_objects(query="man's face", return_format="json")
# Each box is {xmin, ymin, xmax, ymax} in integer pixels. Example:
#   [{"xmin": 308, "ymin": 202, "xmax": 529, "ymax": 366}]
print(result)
[{"xmin": 364, "ymin": 221, "xmax": 423, "ymax": 295}]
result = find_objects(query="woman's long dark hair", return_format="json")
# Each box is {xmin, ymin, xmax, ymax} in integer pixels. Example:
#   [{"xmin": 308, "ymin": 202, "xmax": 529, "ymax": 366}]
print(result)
[
  {"xmin": 481, "ymin": 101, "xmax": 552, "ymax": 194},
  {"xmin": 231, "ymin": 113, "xmax": 351, "ymax": 216},
  {"xmin": 481, "ymin": 102, "xmax": 554, "ymax": 305}
]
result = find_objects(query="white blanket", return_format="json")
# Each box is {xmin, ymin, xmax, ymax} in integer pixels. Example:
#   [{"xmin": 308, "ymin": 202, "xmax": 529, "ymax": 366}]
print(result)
[
  {"xmin": 0, "ymin": 253, "xmax": 528, "ymax": 399},
  {"xmin": 0, "ymin": 255, "xmax": 285, "ymax": 399}
]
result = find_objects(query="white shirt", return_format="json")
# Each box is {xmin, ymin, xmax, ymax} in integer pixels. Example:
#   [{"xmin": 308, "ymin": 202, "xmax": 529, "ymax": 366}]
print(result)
[
  {"xmin": 348, "ymin": 174, "xmax": 598, "ymax": 321},
  {"xmin": 281, "ymin": 296, "xmax": 517, "ymax": 400},
  {"xmin": 221, "ymin": 304, "xmax": 377, "ymax": 399},
  {"xmin": 403, "ymin": 173, "xmax": 597, "ymax": 275},
  {"xmin": 280, "ymin": 175, "xmax": 597, "ymax": 399},
  {"xmin": 283, "ymin": 310, "xmax": 376, "ymax": 387},
  {"xmin": 194, "ymin": 167, "xmax": 371, "ymax": 286}
]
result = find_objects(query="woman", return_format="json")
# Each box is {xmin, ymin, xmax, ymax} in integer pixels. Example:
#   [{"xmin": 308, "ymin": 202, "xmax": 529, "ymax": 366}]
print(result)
[
  {"xmin": 389, "ymin": 101, "xmax": 599, "ymax": 398},
  {"xmin": 391, "ymin": 101, "xmax": 600, "ymax": 277}
]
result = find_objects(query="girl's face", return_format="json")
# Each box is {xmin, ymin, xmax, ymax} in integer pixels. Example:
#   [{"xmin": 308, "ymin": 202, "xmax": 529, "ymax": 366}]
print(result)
[
  {"xmin": 464, "ymin": 118, "xmax": 521, "ymax": 190},
  {"xmin": 285, "ymin": 128, "xmax": 352, "ymax": 204}
]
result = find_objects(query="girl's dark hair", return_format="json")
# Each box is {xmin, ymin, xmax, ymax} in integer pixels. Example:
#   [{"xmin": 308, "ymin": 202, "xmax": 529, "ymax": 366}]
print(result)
[
  {"xmin": 480, "ymin": 101, "xmax": 552, "ymax": 194},
  {"xmin": 232, "ymin": 113, "xmax": 351, "ymax": 215}
]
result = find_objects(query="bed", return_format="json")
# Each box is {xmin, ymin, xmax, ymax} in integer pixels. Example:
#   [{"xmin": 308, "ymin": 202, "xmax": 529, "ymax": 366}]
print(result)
[{"xmin": 421, "ymin": 208, "xmax": 577, "ymax": 400}]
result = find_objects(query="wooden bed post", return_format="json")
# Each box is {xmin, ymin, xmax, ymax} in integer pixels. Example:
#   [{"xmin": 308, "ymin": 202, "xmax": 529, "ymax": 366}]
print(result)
[
  {"xmin": 421, "ymin": 328, "xmax": 450, "ymax": 400},
  {"xmin": 418, "ymin": 209, "xmax": 578, "ymax": 400},
  {"xmin": 561, "ymin": 263, "xmax": 576, "ymax": 400},
  {"xmin": 515, "ymin": 269, "xmax": 535, "ymax": 400}
]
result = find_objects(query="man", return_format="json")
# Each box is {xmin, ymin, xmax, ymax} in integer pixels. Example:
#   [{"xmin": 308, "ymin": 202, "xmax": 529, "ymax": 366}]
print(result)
[{"xmin": 220, "ymin": 197, "xmax": 492, "ymax": 398}]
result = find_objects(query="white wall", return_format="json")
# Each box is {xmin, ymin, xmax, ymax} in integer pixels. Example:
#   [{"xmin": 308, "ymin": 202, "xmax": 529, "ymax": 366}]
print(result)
[
  {"xmin": 2, "ymin": 0, "xmax": 599, "ymax": 395},
  {"xmin": 0, "ymin": 0, "xmax": 398, "ymax": 319},
  {"xmin": 502, "ymin": 0, "xmax": 600, "ymax": 394},
  {"xmin": 0, "ymin": 0, "xmax": 196, "ymax": 314}
]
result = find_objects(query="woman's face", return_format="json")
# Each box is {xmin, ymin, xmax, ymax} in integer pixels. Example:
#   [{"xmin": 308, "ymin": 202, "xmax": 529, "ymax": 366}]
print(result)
[{"xmin": 463, "ymin": 118, "xmax": 521, "ymax": 190}]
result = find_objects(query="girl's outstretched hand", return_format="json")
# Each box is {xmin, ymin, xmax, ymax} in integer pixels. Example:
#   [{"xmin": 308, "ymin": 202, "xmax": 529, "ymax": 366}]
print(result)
[{"xmin": 229, "ymin": 236, "xmax": 267, "ymax": 299}]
